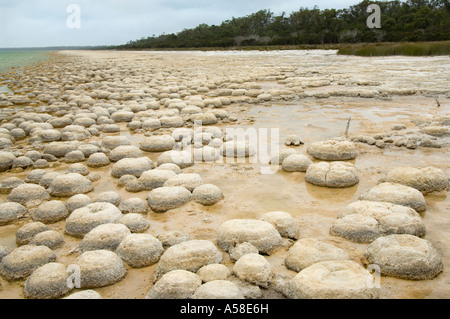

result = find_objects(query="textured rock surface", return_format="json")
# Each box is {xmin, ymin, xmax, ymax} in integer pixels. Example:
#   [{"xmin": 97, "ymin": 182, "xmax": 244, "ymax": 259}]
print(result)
[
  {"xmin": 359, "ymin": 182, "xmax": 427, "ymax": 213},
  {"xmin": 193, "ymin": 280, "xmax": 244, "ymax": 299},
  {"xmin": 289, "ymin": 260, "xmax": 378, "ymax": 299},
  {"xmin": 306, "ymin": 161, "xmax": 359, "ymax": 188},
  {"xmin": 307, "ymin": 139, "xmax": 357, "ymax": 161},
  {"xmin": 232, "ymin": 253, "xmax": 272, "ymax": 288},
  {"xmin": 364, "ymin": 234, "xmax": 443, "ymax": 280},
  {"xmin": 48, "ymin": 173, "xmax": 93, "ymax": 197},
  {"xmin": 146, "ymin": 270, "xmax": 202, "ymax": 299},
  {"xmin": 153, "ymin": 240, "xmax": 222, "ymax": 282},
  {"xmin": 65, "ymin": 202, "xmax": 123, "ymax": 238},
  {"xmin": 75, "ymin": 250, "xmax": 126, "ymax": 288},
  {"xmin": 0, "ymin": 245, "xmax": 56, "ymax": 280},
  {"xmin": 330, "ymin": 200, "xmax": 426, "ymax": 243},
  {"xmin": 217, "ymin": 219, "xmax": 282, "ymax": 255},
  {"xmin": 381, "ymin": 166, "xmax": 449, "ymax": 194},
  {"xmin": 24, "ymin": 262, "xmax": 71, "ymax": 299},
  {"xmin": 285, "ymin": 238, "xmax": 351, "ymax": 272},
  {"xmin": 116, "ymin": 234, "xmax": 163, "ymax": 268},
  {"xmin": 147, "ymin": 186, "xmax": 192, "ymax": 212}
]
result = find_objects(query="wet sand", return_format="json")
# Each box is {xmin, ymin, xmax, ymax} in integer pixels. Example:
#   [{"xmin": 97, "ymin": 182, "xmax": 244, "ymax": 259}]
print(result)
[{"xmin": 0, "ymin": 50, "xmax": 448, "ymax": 299}]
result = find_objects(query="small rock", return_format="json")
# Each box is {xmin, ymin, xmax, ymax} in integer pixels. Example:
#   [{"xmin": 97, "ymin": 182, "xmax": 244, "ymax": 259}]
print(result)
[
  {"xmin": 66, "ymin": 194, "xmax": 92, "ymax": 213},
  {"xmin": 157, "ymin": 231, "xmax": 191, "ymax": 248},
  {"xmin": 63, "ymin": 290, "xmax": 102, "ymax": 299},
  {"xmin": 285, "ymin": 134, "xmax": 303, "ymax": 146},
  {"xmin": 94, "ymin": 191, "xmax": 122, "ymax": 206},
  {"xmin": 86, "ymin": 153, "xmax": 110, "ymax": 168},
  {"xmin": 163, "ymin": 173, "xmax": 203, "ymax": 192},
  {"xmin": 229, "ymin": 242, "xmax": 259, "ymax": 262},
  {"xmin": 329, "ymin": 200, "xmax": 426, "ymax": 243}
]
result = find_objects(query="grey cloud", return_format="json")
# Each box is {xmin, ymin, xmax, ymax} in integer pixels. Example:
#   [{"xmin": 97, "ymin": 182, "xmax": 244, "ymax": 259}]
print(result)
[{"xmin": 0, "ymin": 0, "xmax": 359, "ymax": 48}]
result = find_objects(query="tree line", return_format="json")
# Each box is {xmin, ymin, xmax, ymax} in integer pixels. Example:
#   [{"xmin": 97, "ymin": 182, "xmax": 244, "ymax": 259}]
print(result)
[{"xmin": 116, "ymin": 0, "xmax": 450, "ymax": 49}]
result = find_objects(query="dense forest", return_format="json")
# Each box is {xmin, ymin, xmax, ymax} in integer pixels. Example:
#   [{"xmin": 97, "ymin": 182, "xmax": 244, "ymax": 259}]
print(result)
[{"xmin": 116, "ymin": 0, "xmax": 450, "ymax": 49}]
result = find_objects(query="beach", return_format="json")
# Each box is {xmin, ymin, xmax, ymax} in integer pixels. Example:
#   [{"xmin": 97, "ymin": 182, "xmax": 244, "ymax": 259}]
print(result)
[{"xmin": 0, "ymin": 49, "xmax": 448, "ymax": 299}]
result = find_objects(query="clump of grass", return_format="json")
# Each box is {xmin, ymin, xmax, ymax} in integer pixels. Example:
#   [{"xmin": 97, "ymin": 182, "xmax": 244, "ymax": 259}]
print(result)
[{"xmin": 338, "ymin": 41, "xmax": 450, "ymax": 56}]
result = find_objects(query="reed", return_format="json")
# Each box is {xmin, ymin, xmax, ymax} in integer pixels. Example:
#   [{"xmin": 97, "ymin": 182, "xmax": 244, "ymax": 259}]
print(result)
[{"xmin": 337, "ymin": 41, "xmax": 450, "ymax": 56}]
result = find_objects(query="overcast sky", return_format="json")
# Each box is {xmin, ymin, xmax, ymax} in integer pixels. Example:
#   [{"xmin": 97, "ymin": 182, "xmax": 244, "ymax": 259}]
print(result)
[{"xmin": 0, "ymin": 0, "xmax": 361, "ymax": 48}]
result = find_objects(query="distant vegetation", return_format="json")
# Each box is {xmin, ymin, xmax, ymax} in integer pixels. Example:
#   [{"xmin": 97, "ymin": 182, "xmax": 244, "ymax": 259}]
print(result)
[
  {"xmin": 337, "ymin": 40, "xmax": 450, "ymax": 55},
  {"xmin": 116, "ymin": 0, "xmax": 450, "ymax": 51}
]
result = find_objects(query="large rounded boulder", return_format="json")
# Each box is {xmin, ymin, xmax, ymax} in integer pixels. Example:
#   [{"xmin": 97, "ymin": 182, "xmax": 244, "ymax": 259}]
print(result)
[
  {"xmin": 217, "ymin": 219, "xmax": 282, "ymax": 255},
  {"xmin": 65, "ymin": 202, "xmax": 123, "ymax": 238},
  {"xmin": 289, "ymin": 260, "xmax": 378, "ymax": 299},
  {"xmin": 152, "ymin": 240, "xmax": 222, "ymax": 282},
  {"xmin": 329, "ymin": 200, "xmax": 426, "ymax": 243},
  {"xmin": 74, "ymin": 250, "xmax": 126, "ymax": 288},
  {"xmin": 146, "ymin": 270, "xmax": 202, "ymax": 299},
  {"xmin": 359, "ymin": 182, "xmax": 427, "ymax": 213},
  {"xmin": 382, "ymin": 166, "xmax": 449, "ymax": 194},
  {"xmin": 48, "ymin": 173, "xmax": 93, "ymax": 197},
  {"xmin": 111, "ymin": 157, "xmax": 154, "ymax": 178},
  {"xmin": 0, "ymin": 245, "xmax": 56, "ymax": 280},
  {"xmin": 306, "ymin": 161, "xmax": 359, "ymax": 188},
  {"xmin": 24, "ymin": 262, "xmax": 71, "ymax": 299},
  {"xmin": 7, "ymin": 183, "xmax": 50, "ymax": 207},
  {"xmin": 307, "ymin": 138, "xmax": 357, "ymax": 161},
  {"xmin": 116, "ymin": 234, "xmax": 164, "ymax": 268},
  {"xmin": 147, "ymin": 186, "xmax": 192, "ymax": 212},
  {"xmin": 285, "ymin": 238, "xmax": 351, "ymax": 272},
  {"xmin": 364, "ymin": 234, "xmax": 443, "ymax": 280}
]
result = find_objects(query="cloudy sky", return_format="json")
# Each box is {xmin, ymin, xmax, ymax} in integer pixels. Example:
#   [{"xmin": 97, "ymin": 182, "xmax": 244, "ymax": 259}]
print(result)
[{"xmin": 0, "ymin": 0, "xmax": 361, "ymax": 48}]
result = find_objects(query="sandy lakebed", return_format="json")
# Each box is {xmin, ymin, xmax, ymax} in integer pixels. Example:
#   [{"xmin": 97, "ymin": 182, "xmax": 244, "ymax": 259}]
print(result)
[{"xmin": 0, "ymin": 49, "xmax": 448, "ymax": 299}]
